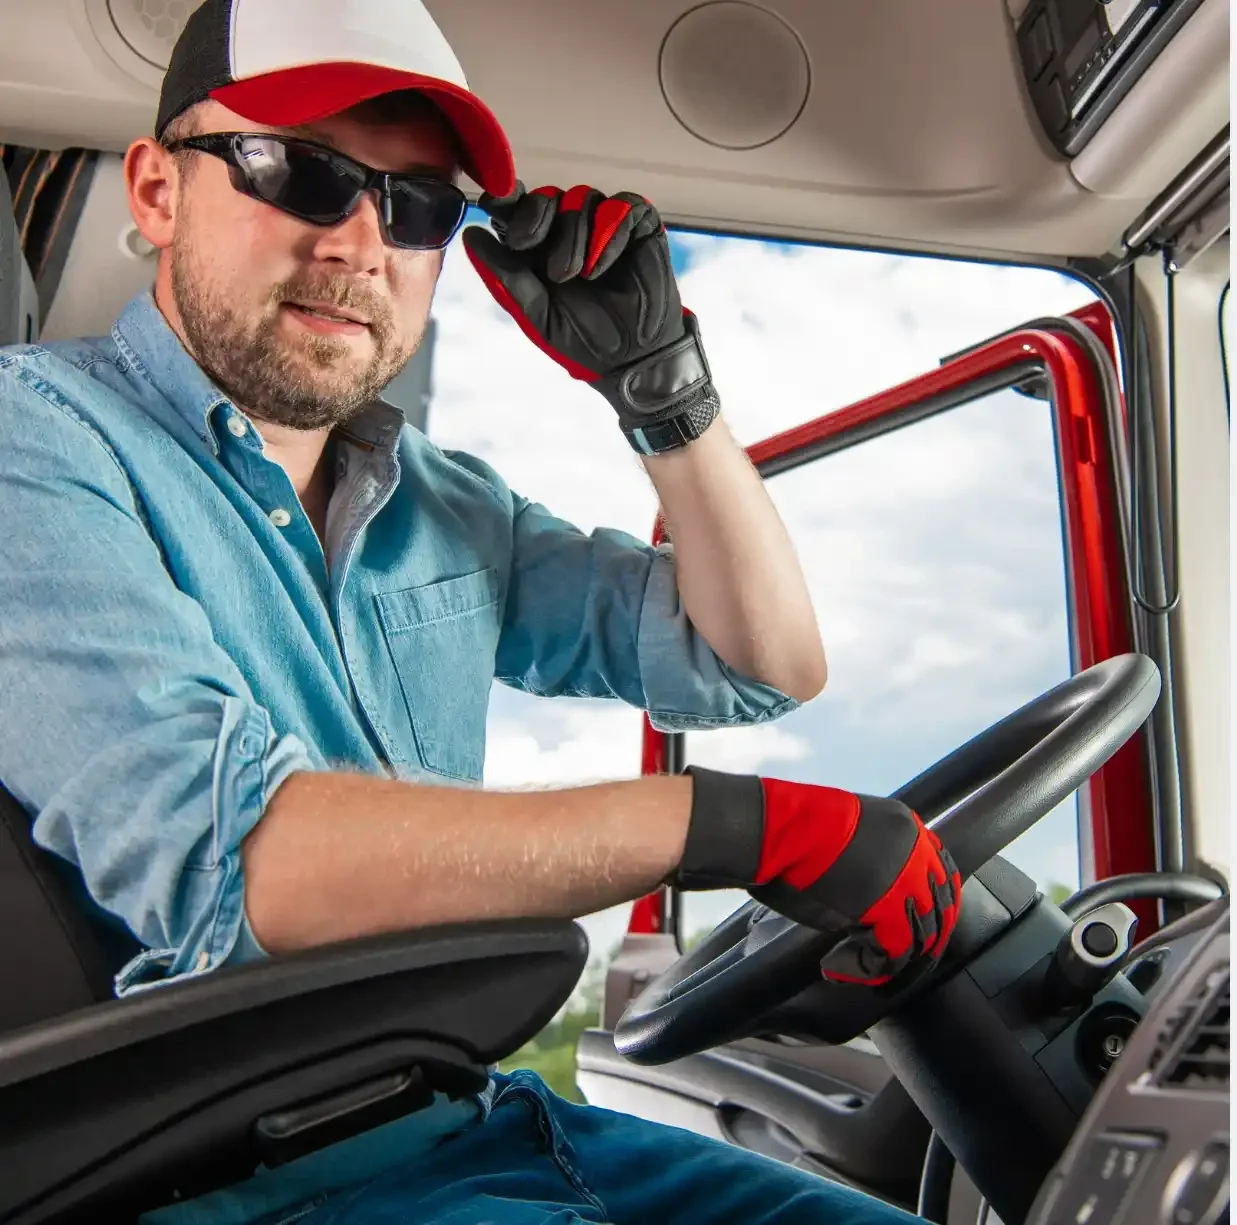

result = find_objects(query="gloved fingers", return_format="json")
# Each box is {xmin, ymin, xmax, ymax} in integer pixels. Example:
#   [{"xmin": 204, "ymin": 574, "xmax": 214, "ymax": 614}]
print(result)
[
  {"xmin": 487, "ymin": 185, "xmax": 664, "ymax": 283},
  {"xmin": 580, "ymin": 192, "xmax": 661, "ymax": 281},
  {"xmin": 929, "ymin": 851, "xmax": 963, "ymax": 953},
  {"xmin": 479, "ymin": 182, "xmax": 560, "ymax": 251},
  {"xmin": 545, "ymin": 186, "xmax": 605, "ymax": 282},
  {"xmin": 546, "ymin": 187, "xmax": 661, "ymax": 283},
  {"xmin": 818, "ymin": 927, "xmax": 894, "ymax": 986},
  {"xmin": 819, "ymin": 893, "xmax": 946, "ymax": 989}
]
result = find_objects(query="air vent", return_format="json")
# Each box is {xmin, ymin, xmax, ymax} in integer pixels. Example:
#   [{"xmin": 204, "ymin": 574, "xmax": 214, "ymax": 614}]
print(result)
[{"xmin": 1152, "ymin": 968, "xmax": 1229, "ymax": 1091}]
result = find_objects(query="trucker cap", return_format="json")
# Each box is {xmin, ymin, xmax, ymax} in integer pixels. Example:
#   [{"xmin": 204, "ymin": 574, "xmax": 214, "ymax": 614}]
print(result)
[{"xmin": 155, "ymin": 0, "xmax": 515, "ymax": 197}]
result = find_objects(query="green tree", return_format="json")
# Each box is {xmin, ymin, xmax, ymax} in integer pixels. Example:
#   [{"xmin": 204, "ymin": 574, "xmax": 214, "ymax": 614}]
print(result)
[
  {"xmin": 1046, "ymin": 881, "xmax": 1075, "ymax": 906},
  {"xmin": 498, "ymin": 946, "xmax": 613, "ymax": 1102}
]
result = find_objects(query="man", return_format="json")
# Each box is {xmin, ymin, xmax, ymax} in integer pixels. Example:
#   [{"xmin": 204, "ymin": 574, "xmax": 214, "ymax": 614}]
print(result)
[{"xmin": 0, "ymin": 0, "xmax": 961, "ymax": 1221}]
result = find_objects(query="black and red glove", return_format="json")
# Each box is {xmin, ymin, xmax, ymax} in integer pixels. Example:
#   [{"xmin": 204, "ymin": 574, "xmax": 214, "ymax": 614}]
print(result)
[
  {"xmin": 675, "ymin": 767, "xmax": 963, "ymax": 988},
  {"xmin": 461, "ymin": 182, "xmax": 721, "ymax": 455}
]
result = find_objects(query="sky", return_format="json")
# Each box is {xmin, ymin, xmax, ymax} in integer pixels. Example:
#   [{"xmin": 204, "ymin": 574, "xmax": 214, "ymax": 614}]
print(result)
[{"xmin": 422, "ymin": 209, "xmax": 1096, "ymax": 971}]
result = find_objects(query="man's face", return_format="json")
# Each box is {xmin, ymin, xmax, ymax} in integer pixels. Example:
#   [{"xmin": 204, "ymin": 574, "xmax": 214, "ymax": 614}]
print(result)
[{"xmin": 164, "ymin": 98, "xmax": 457, "ymax": 431}]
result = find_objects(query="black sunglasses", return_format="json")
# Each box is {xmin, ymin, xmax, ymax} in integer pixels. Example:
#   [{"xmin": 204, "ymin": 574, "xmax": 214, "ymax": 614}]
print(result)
[{"xmin": 163, "ymin": 131, "xmax": 468, "ymax": 251}]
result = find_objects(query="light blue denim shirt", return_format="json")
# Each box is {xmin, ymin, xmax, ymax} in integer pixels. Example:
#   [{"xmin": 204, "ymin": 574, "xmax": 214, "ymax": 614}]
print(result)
[{"xmin": 0, "ymin": 290, "xmax": 796, "ymax": 998}]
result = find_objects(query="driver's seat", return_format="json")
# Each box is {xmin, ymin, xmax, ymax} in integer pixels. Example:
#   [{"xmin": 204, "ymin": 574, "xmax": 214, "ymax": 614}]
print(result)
[{"xmin": 0, "ymin": 772, "xmax": 587, "ymax": 1225}]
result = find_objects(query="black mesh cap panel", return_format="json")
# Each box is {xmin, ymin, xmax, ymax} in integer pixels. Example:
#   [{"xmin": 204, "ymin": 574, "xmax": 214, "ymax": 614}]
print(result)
[{"xmin": 155, "ymin": 0, "xmax": 237, "ymax": 139}]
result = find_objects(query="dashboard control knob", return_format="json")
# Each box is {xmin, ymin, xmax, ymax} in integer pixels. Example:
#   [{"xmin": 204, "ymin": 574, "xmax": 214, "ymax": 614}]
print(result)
[
  {"xmin": 1045, "ymin": 902, "xmax": 1140, "ymax": 1010},
  {"xmin": 1162, "ymin": 1141, "xmax": 1229, "ymax": 1225}
]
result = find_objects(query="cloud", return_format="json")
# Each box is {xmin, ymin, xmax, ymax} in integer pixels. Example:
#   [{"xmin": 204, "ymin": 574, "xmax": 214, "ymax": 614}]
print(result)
[
  {"xmin": 484, "ymin": 692, "xmax": 814, "ymax": 789},
  {"xmin": 426, "ymin": 225, "xmax": 1099, "ymax": 934},
  {"xmin": 482, "ymin": 698, "xmax": 643, "ymax": 790}
]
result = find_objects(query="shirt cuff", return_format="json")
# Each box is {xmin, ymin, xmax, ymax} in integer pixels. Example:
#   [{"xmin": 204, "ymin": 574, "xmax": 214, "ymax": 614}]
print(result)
[
  {"xmin": 636, "ymin": 545, "xmax": 801, "ymax": 731},
  {"xmin": 113, "ymin": 710, "xmax": 313, "ymax": 997}
]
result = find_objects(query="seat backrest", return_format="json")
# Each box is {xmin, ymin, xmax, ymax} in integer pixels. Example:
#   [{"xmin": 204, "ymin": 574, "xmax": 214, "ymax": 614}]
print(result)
[
  {"xmin": 0, "ymin": 170, "xmax": 140, "ymax": 1032},
  {"xmin": 0, "ymin": 166, "xmax": 39, "ymax": 346},
  {"xmin": 0, "ymin": 783, "xmax": 141, "ymax": 1032}
]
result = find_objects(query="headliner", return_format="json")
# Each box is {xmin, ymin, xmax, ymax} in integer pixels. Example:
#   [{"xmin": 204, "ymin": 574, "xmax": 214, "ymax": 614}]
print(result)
[{"xmin": 0, "ymin": 0, "xmax": 1227, "ymax": 262}]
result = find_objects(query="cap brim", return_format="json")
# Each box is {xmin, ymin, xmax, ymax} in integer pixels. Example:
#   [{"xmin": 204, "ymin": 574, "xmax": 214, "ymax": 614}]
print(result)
[{"xmin": 210, "ymin": 62, "xmax": 515, "ymax": 197}]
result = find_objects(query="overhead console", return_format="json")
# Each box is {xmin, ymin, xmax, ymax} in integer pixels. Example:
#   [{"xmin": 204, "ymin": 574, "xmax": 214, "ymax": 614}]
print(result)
[{"xmin": 1016, "ymin": 0, "xmax": 1208, "ymax": 155}]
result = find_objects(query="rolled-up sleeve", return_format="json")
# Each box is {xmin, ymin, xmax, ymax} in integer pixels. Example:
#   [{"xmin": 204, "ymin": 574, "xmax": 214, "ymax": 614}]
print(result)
[
  {"xmin": 0, "ymin": 374, "xmax": 314, "ymax": 996},
  {"xmin": 495, "ymin": 493, "xmax": 799, "ymax": 729}
]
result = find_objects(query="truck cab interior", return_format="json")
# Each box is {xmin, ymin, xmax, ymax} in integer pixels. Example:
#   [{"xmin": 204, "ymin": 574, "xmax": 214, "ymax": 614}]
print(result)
[{"xmin": 0, "ymin": 2, "xmax": 1229, "ymax": 1225}]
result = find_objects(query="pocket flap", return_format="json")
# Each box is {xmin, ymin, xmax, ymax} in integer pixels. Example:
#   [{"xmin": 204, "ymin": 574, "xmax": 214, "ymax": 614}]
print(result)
[{"xmin": 376, "ymin": 568, "xmax": 500, "ymax": 633}]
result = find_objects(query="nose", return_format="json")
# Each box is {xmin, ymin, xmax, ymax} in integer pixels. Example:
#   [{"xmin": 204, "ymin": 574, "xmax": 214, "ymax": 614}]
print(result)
[{"xmin": 309, "ymin": 187, "xmax": 387, "ymax": 274}]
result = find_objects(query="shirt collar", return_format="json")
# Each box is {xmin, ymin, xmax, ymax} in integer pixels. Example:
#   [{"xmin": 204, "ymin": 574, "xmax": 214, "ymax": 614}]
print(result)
[{"xmin": 111, "ymin": 290, "xmax": 405, "ymax": 457}]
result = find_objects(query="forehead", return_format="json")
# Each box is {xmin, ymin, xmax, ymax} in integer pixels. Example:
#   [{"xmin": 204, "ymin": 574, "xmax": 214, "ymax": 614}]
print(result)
[{"xmin": 195, "ymin": 96, "xmax": 459, "ymax": 177}]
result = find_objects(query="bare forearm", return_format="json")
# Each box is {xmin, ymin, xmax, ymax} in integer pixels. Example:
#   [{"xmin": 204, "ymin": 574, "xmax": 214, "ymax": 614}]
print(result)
[
  {"xmin": 243, "ymin": 770, "xmax": 692, "ymax": 954},
  {"xmin": 643, "ymin": 418, "xmax": 826, "ymax": 701}
]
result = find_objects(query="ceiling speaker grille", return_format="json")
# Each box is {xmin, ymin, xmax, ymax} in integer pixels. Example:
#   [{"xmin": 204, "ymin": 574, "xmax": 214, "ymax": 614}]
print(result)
[
  {"xmin": 106, "ymin": 0, "xmax": 194, "ymax": 70},
  {"xmin": 658, "ymin": 2, "xmax": 810, "ymax": 151}
]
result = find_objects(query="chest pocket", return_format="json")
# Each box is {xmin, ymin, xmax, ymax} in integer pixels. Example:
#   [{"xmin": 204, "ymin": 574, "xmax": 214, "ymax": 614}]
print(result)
[{"xmin": 375, "ymin": 568, "xmax": 501, "ymax": 782}]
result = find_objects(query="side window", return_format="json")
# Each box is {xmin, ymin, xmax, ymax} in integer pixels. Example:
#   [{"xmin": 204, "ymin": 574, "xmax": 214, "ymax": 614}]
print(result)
[
  {"xmin": 659, "ymin": 231, "xmax": 1097, "ymax": 948},
  {"xmin": 677, "ymin": 390, "xmax": 1083, "ymax": 943}
]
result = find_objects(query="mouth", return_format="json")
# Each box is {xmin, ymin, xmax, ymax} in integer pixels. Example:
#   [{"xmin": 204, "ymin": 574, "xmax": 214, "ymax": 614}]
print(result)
[{"xmin": 283, "ymin": 300, "xmax": 372, "ymax": 336}]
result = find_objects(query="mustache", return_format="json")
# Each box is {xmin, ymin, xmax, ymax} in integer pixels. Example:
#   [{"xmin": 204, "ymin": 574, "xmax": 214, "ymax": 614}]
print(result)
[{"xmin": 271, "ymin": 274, "xmax": 394, "ymax": 336}]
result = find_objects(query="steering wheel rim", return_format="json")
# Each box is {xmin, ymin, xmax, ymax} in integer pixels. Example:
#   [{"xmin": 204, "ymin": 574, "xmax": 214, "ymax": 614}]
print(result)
[{"xmin": 614, "ymin": 653, "xmax": 1162, "ymax": 1065}]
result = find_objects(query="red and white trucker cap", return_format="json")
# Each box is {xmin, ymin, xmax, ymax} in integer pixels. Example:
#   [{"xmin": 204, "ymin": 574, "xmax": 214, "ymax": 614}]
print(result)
[{"xmin": 155, "ymin": 0, "xmax": 515, "ymax": 197}]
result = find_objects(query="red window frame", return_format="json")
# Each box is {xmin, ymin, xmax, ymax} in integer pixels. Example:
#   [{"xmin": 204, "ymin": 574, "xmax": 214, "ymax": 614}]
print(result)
[{"xmin": 628, "ymin": 305, "xmax": 1157, "ymax": 938}]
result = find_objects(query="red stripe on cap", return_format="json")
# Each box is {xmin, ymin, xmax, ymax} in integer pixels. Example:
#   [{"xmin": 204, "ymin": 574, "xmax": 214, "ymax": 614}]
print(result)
[{"xmin": 211, "ymin": 63, "xmax": 516, "ymax": 197}]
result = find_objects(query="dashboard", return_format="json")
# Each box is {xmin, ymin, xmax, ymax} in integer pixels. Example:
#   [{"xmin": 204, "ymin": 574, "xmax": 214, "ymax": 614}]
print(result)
[{"xmin": 1027, "ymin": 897, "xmax": 1229, "ymax": 1225}]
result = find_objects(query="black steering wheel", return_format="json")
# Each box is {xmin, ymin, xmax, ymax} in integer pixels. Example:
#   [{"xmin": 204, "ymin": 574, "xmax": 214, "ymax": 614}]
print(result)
[{"xmin": 614, "ymin": 653, "xmax": 1162, "ymax": 1065}]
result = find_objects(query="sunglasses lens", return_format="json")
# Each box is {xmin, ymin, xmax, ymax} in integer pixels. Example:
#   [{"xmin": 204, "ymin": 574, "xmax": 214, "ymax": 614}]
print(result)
[
  {"xmin": 385, "ymin": 178, "xmax": 467, "ymax": 250},
  {"xmin": 230, "ymin": 136, "xmax": 465, "ymax": 249},
  {"xmin": 234, "ymin": 136, "xmax": 363, "ymax": 224}
]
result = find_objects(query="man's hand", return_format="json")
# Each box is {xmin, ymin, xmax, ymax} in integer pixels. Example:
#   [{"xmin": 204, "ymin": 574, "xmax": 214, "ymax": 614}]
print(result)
[
  {"xmin": 674, "ymin": 767, "xmax": 963, "ymax": 988},
  {"xmin": 462, "ymin": 182, "xmax": 721, "ymax": 454}
]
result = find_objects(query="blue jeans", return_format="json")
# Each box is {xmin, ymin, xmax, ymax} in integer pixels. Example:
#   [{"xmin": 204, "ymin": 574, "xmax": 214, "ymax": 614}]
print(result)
[{"xmin": 296, "ymin": 1069, "xmax": 920, "ymax": 1225}]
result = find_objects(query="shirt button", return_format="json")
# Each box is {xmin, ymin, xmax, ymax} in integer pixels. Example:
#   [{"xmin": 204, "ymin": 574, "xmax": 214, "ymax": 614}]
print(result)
[
  {"xmin": 269, "ymin": 507, "xmax": 292, "ymax": 528},
  {"xmin": 226, "ymin": 416, "xmax": 248, "ymax": 438}
]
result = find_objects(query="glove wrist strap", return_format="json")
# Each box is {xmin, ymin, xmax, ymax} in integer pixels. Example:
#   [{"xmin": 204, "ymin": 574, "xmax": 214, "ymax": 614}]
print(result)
[
  {"xmin": 606, "ymin": 313, "xmax": 721, "ymax": 454},
  {"xmin": 622, "ymin": 392, "xmax": 720, "ymax": 455},
  {"xmin": 671, "ymin": 766, "xmax": 766, "ymax": 890}
]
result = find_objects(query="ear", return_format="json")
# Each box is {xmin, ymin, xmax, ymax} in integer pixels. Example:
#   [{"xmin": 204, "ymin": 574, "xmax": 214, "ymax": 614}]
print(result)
[{"xmin": 124, "ymin": 137, "xmax": 180, "ymax": 251}]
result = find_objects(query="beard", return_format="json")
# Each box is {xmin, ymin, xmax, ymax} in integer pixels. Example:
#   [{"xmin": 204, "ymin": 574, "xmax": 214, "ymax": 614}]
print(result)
[{"xmin": 170, "ymin": 227, "xmax": 421, "ymax": 431}]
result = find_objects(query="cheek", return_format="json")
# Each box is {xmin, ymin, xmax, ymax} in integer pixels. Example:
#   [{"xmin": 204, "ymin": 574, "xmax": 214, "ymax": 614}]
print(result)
[
  {"xmin": 387, "ymin": 251, "xmax": 443, "ymax": 337},
  {"xmin": 181, "ymin": 176, "xmax": 300, "ymax": 291}
]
